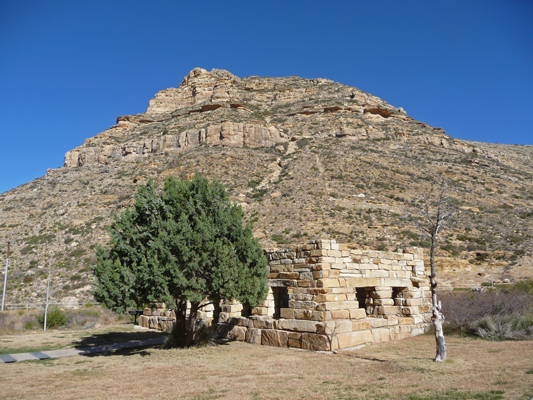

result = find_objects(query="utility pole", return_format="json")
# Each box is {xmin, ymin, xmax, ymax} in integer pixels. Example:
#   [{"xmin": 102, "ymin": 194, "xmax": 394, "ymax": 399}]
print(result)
[{"xmin": 1, "ymin": 232, "xmax": 15, "ymax": 311}]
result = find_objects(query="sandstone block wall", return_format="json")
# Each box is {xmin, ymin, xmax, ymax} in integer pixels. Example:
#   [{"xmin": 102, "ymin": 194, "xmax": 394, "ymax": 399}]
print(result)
[
  {"xmin": 139, "ymin": 239, "xmax": 432, "ymax": 352},
  {"xmin": 220, "ymin": 239, "xmax": 432, "ymax": 351},
  {"xmin": 137, "ymin": 303, "xmax": 216, "ymax": 331}
]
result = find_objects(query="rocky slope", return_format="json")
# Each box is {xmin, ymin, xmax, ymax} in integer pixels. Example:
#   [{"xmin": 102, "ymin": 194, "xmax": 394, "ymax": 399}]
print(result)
[{"xmin": 1, "ymin": 68, "xmax": 532, "ymax": 304}]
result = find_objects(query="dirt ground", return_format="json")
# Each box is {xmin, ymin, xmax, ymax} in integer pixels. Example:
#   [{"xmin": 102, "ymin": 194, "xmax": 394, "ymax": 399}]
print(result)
[{"xmin": 0, "ymin": 328, "xmax": 532, "ymax": 400}]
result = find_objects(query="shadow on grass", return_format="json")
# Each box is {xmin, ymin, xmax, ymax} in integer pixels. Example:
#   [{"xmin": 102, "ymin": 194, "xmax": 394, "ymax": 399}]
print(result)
[
  {"xmin": 80, "ymin": 344, "xmax": 162, "ymax": 358},
  {"xmin": 72, "ymin": 329, "xmax": 168, "ymax": 358},
  {"xmin": 72, "ymin": 327, "xmax": 231, "ymax": 358}
]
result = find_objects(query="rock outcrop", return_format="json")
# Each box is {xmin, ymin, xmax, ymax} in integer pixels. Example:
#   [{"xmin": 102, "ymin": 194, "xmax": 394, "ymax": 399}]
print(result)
[
  {"xmin": 64, "ymin": 67, "xmax": 464, "ymax": 168},
  {"xmin": 64, "ymin": 121, "xmax": 283, "ymax": 167}
]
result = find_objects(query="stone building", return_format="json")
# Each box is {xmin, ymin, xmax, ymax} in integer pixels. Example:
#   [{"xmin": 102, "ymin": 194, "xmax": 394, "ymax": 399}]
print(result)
[{"xmin": 139, "ymin": 239, "xmax": 432, "ymax": 351}]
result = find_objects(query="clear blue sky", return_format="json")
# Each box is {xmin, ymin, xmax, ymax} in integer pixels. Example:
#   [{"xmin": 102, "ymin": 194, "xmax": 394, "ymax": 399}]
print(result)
[{"xmin": 1, "ymin": 1, "xmax": 532, "ymax": 194}]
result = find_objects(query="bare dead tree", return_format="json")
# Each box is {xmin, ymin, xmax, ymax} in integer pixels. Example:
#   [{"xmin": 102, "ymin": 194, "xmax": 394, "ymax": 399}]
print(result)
[{"xmin": 417, "ymin": 188, "xmax": 453, "ymax": 362}]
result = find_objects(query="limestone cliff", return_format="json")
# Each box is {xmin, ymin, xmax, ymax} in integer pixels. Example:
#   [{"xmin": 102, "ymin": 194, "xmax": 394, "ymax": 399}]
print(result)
[{"xmin": 64, "ymin": 68, "xmax": 470, "ymax": 168}]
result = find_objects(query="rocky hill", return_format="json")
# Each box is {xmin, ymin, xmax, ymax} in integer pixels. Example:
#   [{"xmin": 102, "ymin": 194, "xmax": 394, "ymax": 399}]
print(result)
[{"xmin": 1, "ymin": 67, "xmax": 532, "ymax": 304}]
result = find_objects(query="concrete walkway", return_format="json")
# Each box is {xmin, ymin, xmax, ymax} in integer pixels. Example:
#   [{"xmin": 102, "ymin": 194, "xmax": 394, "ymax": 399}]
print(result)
[{"xmin": 0, "ymin": 337, "xmax": 165, "ymax": 363}]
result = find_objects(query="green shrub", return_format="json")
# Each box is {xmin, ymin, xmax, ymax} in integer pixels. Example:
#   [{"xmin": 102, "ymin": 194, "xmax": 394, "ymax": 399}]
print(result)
[
  {"xmin": 70, "ymin": 249, "xmax": 86, "ymax": 258},
  {"xmin": 515, "ymin": 279, "xmax": 533, "ymax": 295},
  {"xmin": 296, "ymin": 138, "xmax": 311, "ymax": 149},
  {"xmin": 23, "ymin": 319, "xmax": 37, "ymax": 330},
  {"xmin": 252, "ymin": 189, "xmax": 268, "ymax": 199},
  {"xmin": 473, "ymin": 313, "xmax": 533, "ymax": 340},
  {"xmin": 271, "ymin": 234, "xmax": 290, "ymax": 244},
  {"xmin": 84, "ymin": 302, "xmax": 94, "ymax": 308},
  {"xmin": 37, "ymin": 308, "xmax": 66, "ymax": 329},
  {"xmin": 20, "ymin": 245, "xmax": 35, "ymax": 254}
]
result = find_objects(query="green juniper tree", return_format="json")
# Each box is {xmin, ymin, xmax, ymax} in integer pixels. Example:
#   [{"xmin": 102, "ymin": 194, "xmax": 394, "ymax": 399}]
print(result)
[{"xmin": 93, "ymin": 174, "xmax": 268, "ymax": 347}]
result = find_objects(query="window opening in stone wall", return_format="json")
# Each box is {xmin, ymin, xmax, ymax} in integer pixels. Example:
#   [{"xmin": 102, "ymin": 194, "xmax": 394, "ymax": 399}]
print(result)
[
  {"xmin": 392, "ymin": 287, "xmax": 407, "ymax": 307},
  {"xmin": 271, "ymin": 286, "xmax": 289, "ymax": 319},
  {"xmin": 355, "ymin": 287, "xmax": 373, "ymax": 315},
  {"xmin": 241, "ymin": 304, "xmax": 252, "ymax": 317}
]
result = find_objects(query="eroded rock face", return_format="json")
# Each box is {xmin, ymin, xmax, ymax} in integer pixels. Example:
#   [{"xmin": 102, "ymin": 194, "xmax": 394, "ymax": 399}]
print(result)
[
  {"xmin": 147, "ymin": 67, "xmax": 239, "ymax": 113},
  {"xmin": 64, "ymin": 121, "xmax": 284, "ymax": 167},
  {"xmin": 64, "ymin": 67, "xmax": 466, "ymax": 168}
]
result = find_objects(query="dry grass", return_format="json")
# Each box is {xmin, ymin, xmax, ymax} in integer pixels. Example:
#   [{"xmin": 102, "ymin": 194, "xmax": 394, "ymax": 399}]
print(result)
[
  {"xmin": 0, "ymin": 323, "xmax": 165, "ymax": 355},
  {"xmin": 0, "ymin": 308, "xmax": 130, "ymax": 337},
  {"xmin": 0, "ymin": 333, "xmax": 532, "ymax": 400}
]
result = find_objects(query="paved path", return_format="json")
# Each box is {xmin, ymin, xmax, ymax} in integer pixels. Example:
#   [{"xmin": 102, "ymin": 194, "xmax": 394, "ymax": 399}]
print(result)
[{"xmin": 0, "ymin": 337, "xmax": 165, "ymax": 363}]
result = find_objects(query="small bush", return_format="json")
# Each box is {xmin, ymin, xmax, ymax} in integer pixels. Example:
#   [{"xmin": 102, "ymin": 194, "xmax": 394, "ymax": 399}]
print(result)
[
  {"xmin": 70, "ymin": 249, "xmax": 86, "ymax": 258},
  {"xmin": 23, "ymin": 319, "xmax": 38, "ymax": 330},
  {"xmin": 271, "ymin": 234, "xmax": 291, "ymax": 244},
  {"xmin": 194, "ymin": 321, "xmax": 216, "ymax": 347},
  {"xmin": 515, "ymin": 279, "xmax": 533, "ymax": 295},
  {"xmin": 296, "ymin": 138, "xmax": 311, "ymax": 149},
  {"xmin": 0, "ymin": 310, "xmax": 42, "ymax": 334},
  {"xmin": 473, "ymin": 313, "xmax": 533, "ymax": 340},
  {"xmin": 252, "ymin": 189, "xmax": 268, "ymax": 199},
  {"xmin": 37, "ymin": 308, "xmax": 66, "ymax": 329},
  {"xmin": 20, "ymin": 245, "xmax": 35, "ymax": 254}
]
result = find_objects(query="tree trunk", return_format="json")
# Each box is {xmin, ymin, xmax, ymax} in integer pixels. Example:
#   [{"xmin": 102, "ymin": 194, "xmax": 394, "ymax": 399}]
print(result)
[
  {"xmin": 430, "ymin": 275, "xmax": 447, "ymax": 362},
  {"xmin": 212, "ymin": 300, "xmax": 221, "ymax": 325},
  {"xmin": 186, "ymin": 302, "xmax": 199, "ymax": 347},
  {"xmin": 171, "ymin": 299, "xmax": 188, "ymax": 348}
]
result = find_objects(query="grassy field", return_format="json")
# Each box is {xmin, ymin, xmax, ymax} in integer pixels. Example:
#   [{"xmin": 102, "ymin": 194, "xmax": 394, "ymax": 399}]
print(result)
[
  {"xmin": 0, "ymin": 327, "xmax": 532, "ymax": 400},
  {"xmin": 0, "ymin": 324, "xmax": 165, "ymax": 354}
]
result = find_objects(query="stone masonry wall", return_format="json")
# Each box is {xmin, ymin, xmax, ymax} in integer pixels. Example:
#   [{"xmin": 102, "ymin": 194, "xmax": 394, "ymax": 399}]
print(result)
[
  {"xmin": 220, "ymin": 239, "xmax": 432, "ymax": 351},
  {"xmin": 137, "ymin": 239, "xmax": 432, "ymax": 352}
]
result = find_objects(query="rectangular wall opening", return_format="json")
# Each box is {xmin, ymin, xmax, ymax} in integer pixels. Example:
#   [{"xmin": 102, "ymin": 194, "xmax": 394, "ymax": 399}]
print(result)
[
  {"xmin": 355, "ymin": 287, "xmax": 373, "ymax": 315},
  {"xmin": 392, "ymin": 287, "xmax": 407, "ymax": 306},
  {"xmin": 271, "ymin": 286, "xmax": 289, "ymax": 319},
  {"xmin": 241, "ymin": 304, "xmax": 252, "ymax": 317}
]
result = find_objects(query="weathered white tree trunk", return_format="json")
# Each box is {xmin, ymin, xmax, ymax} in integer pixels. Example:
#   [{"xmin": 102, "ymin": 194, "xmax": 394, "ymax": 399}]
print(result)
[
  {"xmin": 430, "ymin": 275, "xmax": 447, "ymax": 362},
  {"xmin": 419, "ymin": 190, "xmax": 451, "ymax": 362}
]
